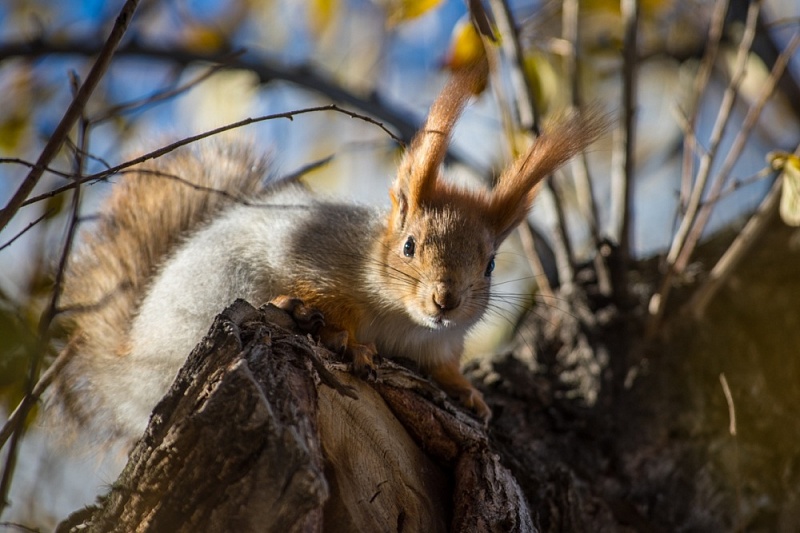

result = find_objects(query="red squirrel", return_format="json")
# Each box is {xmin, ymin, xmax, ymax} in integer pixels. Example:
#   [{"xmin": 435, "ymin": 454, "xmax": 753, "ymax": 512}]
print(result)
[{"xmin": 53, "ymin": 59, "xmax": 604, "ymax": 443}]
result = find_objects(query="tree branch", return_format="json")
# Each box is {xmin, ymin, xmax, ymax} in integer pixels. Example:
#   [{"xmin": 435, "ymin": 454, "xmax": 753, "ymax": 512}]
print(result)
[
  {"xmin": 0, "ymin": 39, "xmax": 420, "ymax": 144},
  {"xmin": 0, "ymin": 0, "xmax": 141, "ymax": 232}
]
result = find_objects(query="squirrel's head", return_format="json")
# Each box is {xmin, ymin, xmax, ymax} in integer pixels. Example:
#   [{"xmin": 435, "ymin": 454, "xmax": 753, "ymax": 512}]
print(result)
[{"xmin": 380, "ymin": 58, "xmax": 605, "ymax": 331}]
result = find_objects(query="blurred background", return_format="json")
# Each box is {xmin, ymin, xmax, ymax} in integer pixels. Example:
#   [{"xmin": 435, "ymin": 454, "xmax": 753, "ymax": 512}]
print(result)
[{"xmin": 0, "ymin": 0, "xmax": 798, "ymax": 528}]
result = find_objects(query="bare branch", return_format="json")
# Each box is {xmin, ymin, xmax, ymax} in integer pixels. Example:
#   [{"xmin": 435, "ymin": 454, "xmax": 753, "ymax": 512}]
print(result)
[
  {"xmin": 19, "ymin": 105, "xmax": 401, "ymax": 209},
  {"xmin": 0, "ymin": 158, "xmax": 73, "ymax": 180},
  {"xmin": 0, "ymin": 83, "xmax": 91, "ymax": 512},
  {"xmin": 687, "ymin": 179, "xmax": 778, "ymax": 318},
  {"xmin": 487, "ymin": 0, "xmax": 575, "ymax": 286},
  {"xmin": 647, "ymin": 0, "xmax": 761, "ymax": 336},
  {"xmin": 562, "ymin": 0, "xmax": 609, "ymax": 295},
  {"xmin": 0, "ymin": 0, "xmax": 141, "ymax": 232},
  {"xmin": 685, "ymin": 150, "xmax": 792, "ymax": 319},
  {"xmin": 665, "ymin": 0, "xmax": 761, "ymax": 270},
  {"xmin": 674, "ymin": 31, "xmax": 800, "ymax": 272},
  {"xmin": 609, "ymin": 0, "xmax": 639, "ymax": 302},
  {"xmin": 679, "ymin": 0, "xmax": 730, "ymax": 210},
  {"xmin": 0, "ymin": 39, "xmax": 421, "ymax": 145},
  {"xmin": 0, "ymin": 208, "xmax": 55, "ymax": 252},
  {"xmin": 487, "ymin": 0, "xmax": 537, "ymax": 131},
  {"xmin": 0, "ymin": 339, "xmax": 77, "ymax": 449},
  {"xmin": 90, "ymin": 51, "xmax": 244, "ymax": 123}
]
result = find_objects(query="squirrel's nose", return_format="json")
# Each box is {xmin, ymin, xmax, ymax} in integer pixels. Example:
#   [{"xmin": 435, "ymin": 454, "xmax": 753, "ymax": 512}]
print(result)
[{"xmin": 432, "ymin": 283, "xmax": 461, "ymax": 312}]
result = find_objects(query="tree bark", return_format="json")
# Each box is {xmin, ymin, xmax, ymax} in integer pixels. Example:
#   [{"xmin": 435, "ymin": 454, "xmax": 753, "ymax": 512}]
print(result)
[
  {"xmin": 466, "ymin": 217, "xmax": 800, "ymax": 532},
  {"xmin": 56, "ymin": 219, "xmax": 800, "ymax": 533},
  {"xmin": 56, "ymin": 299, "xmax": 532, "ymax": 533}
]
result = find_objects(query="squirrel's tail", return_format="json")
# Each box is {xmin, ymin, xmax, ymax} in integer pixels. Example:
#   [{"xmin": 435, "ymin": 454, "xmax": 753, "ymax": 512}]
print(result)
[{"xmin": 50, "ymin": 141, "xmax": 269, "ymax": 442}]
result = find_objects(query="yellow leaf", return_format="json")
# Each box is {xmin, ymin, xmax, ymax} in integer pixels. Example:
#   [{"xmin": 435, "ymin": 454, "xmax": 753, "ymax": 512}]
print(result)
[
  {"xmin": 522, "ymin": 52, "xmax": 560, "ymax": 115},
  {"xmin": 385, "ymin": 0, "xmax": 444, "ymax": 26},
  {"xmin": 0, "ymin": 113, "xmax": 27, "ymax": 152},
  {"xmin": 182, "ymin": 24, "xmax": 226, "ymax": 52},
  {"xmin": 309, "ymin": 0, "xmax": 339, "ymax": 36},
  {"xmin": 769, "ymin": 151, "xmax": 800, "ymax": 227},
  {"xmin": 442, "ymin": 14, "xmax": 486, "ymax": 70}
]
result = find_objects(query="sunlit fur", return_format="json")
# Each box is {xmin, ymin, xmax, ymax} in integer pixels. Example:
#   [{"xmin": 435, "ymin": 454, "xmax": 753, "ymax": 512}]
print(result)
[{"xmin": 52, "ymin": 59, "xmax": 605, "ymax": 442}]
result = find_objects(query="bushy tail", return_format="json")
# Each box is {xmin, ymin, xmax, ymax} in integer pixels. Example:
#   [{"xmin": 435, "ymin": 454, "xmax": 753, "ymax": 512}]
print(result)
[{"xmin": 50, "ymin": 141, "xmax": 269, "ymax": 441}]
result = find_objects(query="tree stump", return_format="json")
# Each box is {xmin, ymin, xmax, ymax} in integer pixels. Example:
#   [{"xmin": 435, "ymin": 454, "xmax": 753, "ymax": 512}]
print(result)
[{"xmin": 56, "ymin": 299, "xmax": 532, "ymax": 533}]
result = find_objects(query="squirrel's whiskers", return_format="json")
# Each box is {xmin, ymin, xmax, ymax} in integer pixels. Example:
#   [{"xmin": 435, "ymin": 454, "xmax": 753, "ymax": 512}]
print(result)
[{"xmin": 51, "ymin": 58, "xmax": 605, "ymax": 443}]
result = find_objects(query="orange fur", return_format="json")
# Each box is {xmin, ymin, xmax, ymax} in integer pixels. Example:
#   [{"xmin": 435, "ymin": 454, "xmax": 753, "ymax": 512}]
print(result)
[
  {"xmin": 391, "ymin": 60, "xmax": 488, "ymax": 226},
  {"xmin": 489, "ymin": 109, "xmax": 608, "ymax": 241},
  {"xmin": 52, "ymin": 52, "xmax": 607, "ymax": 439}
]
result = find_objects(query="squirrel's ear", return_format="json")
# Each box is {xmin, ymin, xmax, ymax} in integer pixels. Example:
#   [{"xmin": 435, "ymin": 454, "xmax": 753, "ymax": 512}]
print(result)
[
  {"xmin": 392, "ymin": 59, "xmax": 488, "ymax": 216},
  {"xmin": 389, "ymin": 186, "xmax": 410, "ymax": 231},
  {"xmin": 488, "ymin": 110, "xmax": 608, "ymax": 244}
]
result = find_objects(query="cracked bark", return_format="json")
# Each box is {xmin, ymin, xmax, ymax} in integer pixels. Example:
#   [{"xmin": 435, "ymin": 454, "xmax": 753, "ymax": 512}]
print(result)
[{"xmin": 56, "ymin": 299, "xmax": 532, "ymax": 533}]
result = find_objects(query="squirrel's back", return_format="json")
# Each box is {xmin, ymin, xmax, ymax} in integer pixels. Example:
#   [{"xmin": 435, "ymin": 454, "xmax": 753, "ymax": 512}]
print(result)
[{"xmin": 52, "ymin": 142, "xmax": 269, "ymax": 440}]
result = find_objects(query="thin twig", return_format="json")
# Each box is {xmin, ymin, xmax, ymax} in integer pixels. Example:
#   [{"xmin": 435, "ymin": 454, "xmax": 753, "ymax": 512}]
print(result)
[
  {"xmin": 0, "ymin": 82, "xmax": 90, "ymax": 513},
  {"xmin": 679, "ymin": 0, "xmax": 730, "ymax": 211},
  {"xmin": 707, "ymin": 166, "xmax": 773, "ymax": 204},
  {"xmin": 647, "ymin": 0, "xmax": 761, "ymax": 336},
  {"xmin": 675, "ymin": 31, "xmax": 800, "ymax": 272},
  {"xmin": 488, "ymin": 0, "xmax": 538, "ymax": 131},
  {"xmin": 544, "ymin": 178, "xmax": 575, "ymax": 282},
  {"xmin": 0, "ymin": 208, "xmax": 55, "ymax": 252},
  {"xmin": 517, "ymin": 222, "xmax": 554, "ymax": 299},
  {"xmin": 63, "ymin": 136, "xmax": 114, "ymax": 173},
  {"xmin": 665, "ymin": 0, "xmax": 761, "ymax": 269},
  {"xmin": 609, "ymin": 0, "xmax": 639, "ymax": 304},
  {"xmin": 562, "ymin": 0, "xmax": 609, "ymax": 295},
  {"xmin": 0, "ymin": 0, "xmax": 140, "ymax": 232},
  {"xmin": 562, "ymin": 0, "xmax": 599, "ymax": 236},
  {"xmin": 278, "ymin": 154, "xmax": 335, "ymax": 183},
  {"xmin": 719, "ymin": 373, "xmax": 737, "ymax": 436},
  {"xmin": 0, "ymin": 39, "xmax": 421, "ymax": 145},
  {"xmin": 0, "ymin": 158, "xmax": 73, "ymax": 179},
  {"xmin": 473, "ymin": 3, "xmax": 565, "ymax": 301},
  {"xmin": 686, "ymin": 159, "xmax": 786, "ymax": 318},
  {"xmin": 0, "ymin": 339, "xmax": 78, "ymax": 449},
  {"xmin": 488, "ymin": 0, "xmax": 578, "ymax": 286},
  {"xmin": 90, "ymin": 50, "xmax": 244, "ymax": 123},
  {"xmin": 719, "ymin": 373, "xmax": 742, "ymax": 530},
  {"xmin": 0, "ymin": 522, "xmax": 41, "ymax": 533},
  {"xmin": 18, "ymin": 104, "xmax": 402, "ymax": 209}
]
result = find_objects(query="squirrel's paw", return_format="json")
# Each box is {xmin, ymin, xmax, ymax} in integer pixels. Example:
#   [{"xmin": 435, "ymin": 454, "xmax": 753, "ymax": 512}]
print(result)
[
  {"xmin": 350, "ymin": 342, "xmax": 378, "ymax": 382},
  {"xmin": 320, "ymin": 327, "xmax": 349, "ymax": 355},
  {"xmin": 430, "ymin": 362, "xmax": 492, "ymax": 425},
  {"xmin": 319, "ymin": 326, "xmax": 378, "ymax": 381},
  {"xmin": 457, "ymin": 386, "xmax": 492, "ymax": 425},
  {"xmin": 270, "ymin": 295, "xmax": 325, "ymax": 334}
]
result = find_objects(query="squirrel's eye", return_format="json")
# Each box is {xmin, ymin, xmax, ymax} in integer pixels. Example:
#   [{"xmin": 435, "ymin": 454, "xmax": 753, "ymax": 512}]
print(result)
[
  {"xmin": 485, "ymin": 256, "xmax": 495, "ymax": 277},
  {"xmin": 403, "ymin": 236, "xmax": 416, "ymax": 258}
]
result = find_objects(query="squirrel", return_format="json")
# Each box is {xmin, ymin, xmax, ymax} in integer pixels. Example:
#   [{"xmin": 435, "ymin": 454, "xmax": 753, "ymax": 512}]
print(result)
[{"xmin": 51, "ymin": 59, "xmax": 604, "ymax": 444}]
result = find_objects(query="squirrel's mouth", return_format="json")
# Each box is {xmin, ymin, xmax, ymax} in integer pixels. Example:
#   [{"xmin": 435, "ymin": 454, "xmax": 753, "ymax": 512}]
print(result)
[{"xmin": 419, "ymin": 312, "xmax": 454, "ymax": 330}]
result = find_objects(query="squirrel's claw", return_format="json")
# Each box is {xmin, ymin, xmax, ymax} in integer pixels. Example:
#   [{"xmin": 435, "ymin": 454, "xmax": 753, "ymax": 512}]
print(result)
[
  {"xmin": 458, "ymin": 387, "xmax": 492, "ymax": 425},
  {"xmin": 350, "ymin": 342, "xmax": 378, "ymax": 382},
  {"xmin": 320, "ymin": 327, "xmax": 349, "ymax": 355},
  {"xmin": 430, "ymin": 360, "xmax": 492, "ymax": 425},
  {"xmin": 270, "ymin": 295, "xmax": 325, "ymax": 335},
  {"xmin": 319, "ymin": 325, "xmax": 378, "ymax": 381}
]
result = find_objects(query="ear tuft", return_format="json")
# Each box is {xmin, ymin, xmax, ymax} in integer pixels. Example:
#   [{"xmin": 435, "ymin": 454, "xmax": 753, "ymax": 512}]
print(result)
[
  {"xmin": 489, "ymin": 107, "xmax": 609, "ymax": 243},
  {"xmin": 393, "ymin": 56, "xmax": 489, "ymax": 213}
]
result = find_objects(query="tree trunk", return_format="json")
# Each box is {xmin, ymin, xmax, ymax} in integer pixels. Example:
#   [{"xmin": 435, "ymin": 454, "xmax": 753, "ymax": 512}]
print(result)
[
  {"xmin": 57, "ymin": 219, "xmax": 800, "ymax": 532},
  {"xmin": 56, "ymin": 299, "xmax": 532, "ymax": 533}
]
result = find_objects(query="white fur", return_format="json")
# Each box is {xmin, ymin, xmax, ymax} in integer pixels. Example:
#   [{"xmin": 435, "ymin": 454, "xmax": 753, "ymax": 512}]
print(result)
[
  {"xmin": 108, "ymin": 186, "xmax": 318, "ymax": 436},
  {"xmin": 102, "ymin": 182, "xmax": 486, "ymax": 437}
]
